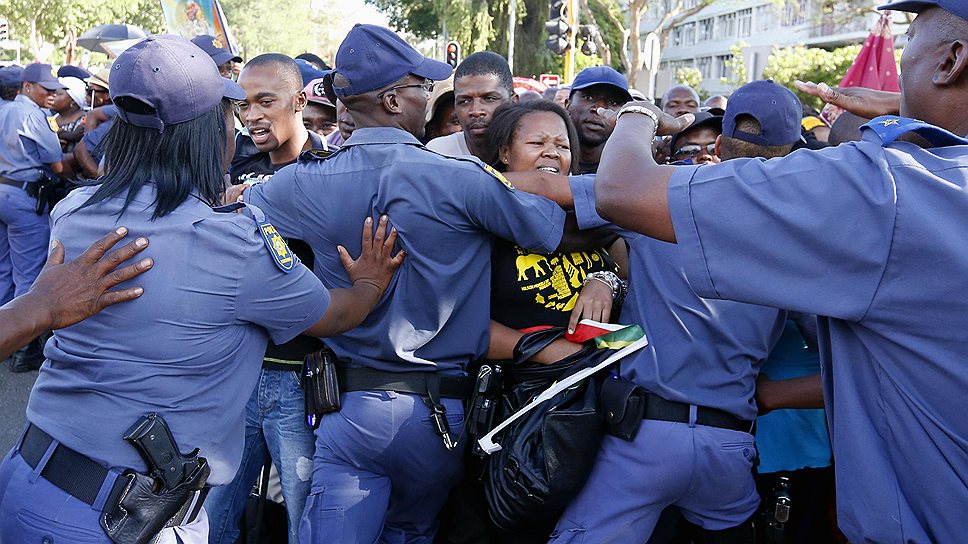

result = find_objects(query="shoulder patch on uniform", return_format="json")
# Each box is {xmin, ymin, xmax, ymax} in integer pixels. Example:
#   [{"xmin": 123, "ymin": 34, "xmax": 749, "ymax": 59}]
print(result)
[
  {"xmin": 862, "ymin": 116, "xmax": 968, "ymax": 148},
  {"xmin": 238, "ymin": 203, "xmax": 299, "ymax": 273},
  {"xmin": 47, "ymin": 116, "xmax": 59, "ymax": 132},
  {"xmin": 483, "ymin": 164, "xmax": 515, "ymax": 190},
  {"xmin": 299, "ymin": 148, "xmax": 339, "ymax": 162}
]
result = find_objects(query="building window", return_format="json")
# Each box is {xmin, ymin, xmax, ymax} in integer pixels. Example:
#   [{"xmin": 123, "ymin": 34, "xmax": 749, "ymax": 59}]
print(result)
[
  {"xmin": 755, "ymin": 4, "xmax": 778, "ymax": 33},
  {"xmin": 698, "ymin": 18, "xmax": 714, "ymax": 42},
  {"xmin": 782, "ymin": 0, "xmax": 809, "ymax": 27},
  {"xmin": 717, "ymin": 12, "xmax": 737, "ymax": 40},
  {"xmin": 697, "ymin": 56, "xmax": 713, "ymax": 79},
  {"xmin": 737, "ymin": 8, "xmax": 753, "ymax": 37},
  {"xmin": 682, "ymin": 22, "xmax": 696, "ymax": 45},
  {"xmin": 717, "ymin": 54, "xmax": 733, "ymax": 80}
]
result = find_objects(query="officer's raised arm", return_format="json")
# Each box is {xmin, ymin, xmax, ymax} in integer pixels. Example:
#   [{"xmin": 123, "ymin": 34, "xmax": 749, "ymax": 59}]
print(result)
[{"xmin": 593, "ymin": 101, "xmax": 693, "ymax": 242}]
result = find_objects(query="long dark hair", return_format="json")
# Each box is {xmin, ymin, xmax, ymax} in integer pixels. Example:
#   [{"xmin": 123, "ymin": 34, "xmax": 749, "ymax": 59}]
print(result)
[
  {"xmin": 483, "ymin": 100, "xmax": 580, "ymax": 175},
  {"xmin": 79, "ymin": 98, "xmax": 230, "ymax": 219}
]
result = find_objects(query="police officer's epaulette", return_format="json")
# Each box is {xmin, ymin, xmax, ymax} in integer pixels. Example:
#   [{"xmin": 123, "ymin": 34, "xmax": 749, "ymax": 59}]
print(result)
[
  {"xmin": 861, "ymin": 116, "xmax": 968, "ymax": 148},
  {"xmin": 213, "ymin": 202, "xmax": 300, "ymax": 273},
  {"xmin": 420, "ymin": 147, "xmax": 516, "ymax": 191},
  {"xmin": 298, "ymin": 147, "xmax": 341, "ymax": 163}
]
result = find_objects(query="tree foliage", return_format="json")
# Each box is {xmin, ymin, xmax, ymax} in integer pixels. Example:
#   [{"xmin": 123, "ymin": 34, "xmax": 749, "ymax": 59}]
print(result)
[
  {"xmin": 762, "ymin": 43, "xmax": 901, "ymax": 109},
  {"xmin": 0, "ymin": 0, "xmax": 164, "ymax": 62}
]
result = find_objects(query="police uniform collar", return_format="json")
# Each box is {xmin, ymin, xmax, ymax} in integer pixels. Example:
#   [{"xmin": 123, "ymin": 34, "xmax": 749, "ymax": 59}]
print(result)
[
  {"xmin": 861, "ymin": 115, "xmax": 968, "ymax": 148},
  {"xmin": 340, "ymin": 127, "xmax": 423, "ymax": 148},
  {"xmin": 14, "ymin": 94, "xmax": 44, "ymax": 110}
]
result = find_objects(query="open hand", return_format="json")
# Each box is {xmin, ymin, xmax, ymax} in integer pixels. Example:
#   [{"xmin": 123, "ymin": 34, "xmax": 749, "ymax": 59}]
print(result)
[
  {"xmin": 339, "ymin": 215, "xmax": 405, "ymax": 295},
  {"xmin": 794, "ymin": 81, "xmax": 900, "ymax": 119}
]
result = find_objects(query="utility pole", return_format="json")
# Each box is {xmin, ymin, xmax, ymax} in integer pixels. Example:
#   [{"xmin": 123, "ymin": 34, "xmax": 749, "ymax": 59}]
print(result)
[
  {"xmin": 565, "ymin": 0, "xmax": 578, "ymax": 81},
  {"xmin": 508, "ymin": 0, "xmax": 516, "ymax": 74}
]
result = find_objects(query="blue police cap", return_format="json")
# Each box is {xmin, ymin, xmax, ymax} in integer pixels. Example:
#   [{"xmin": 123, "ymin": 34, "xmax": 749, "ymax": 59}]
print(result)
[
  {"xmin": 327, "ymin": 24, "xmax": 452, "ymax": 99},
  {"xmin": 57, "ymin": 65, "xmax": 91, "ymax": 80},
  {"xmin": 0, "ymin": 65, "xmax": 24, "ymax": 87},
  {"xmin": 722, "ymin": 80, "xmax": 802, "ymax": 147},
  {"xmin": 109, "ymin": 35, "xmax": 246, "ymax": 132},
  {"xmin": 295, "ymin": 58, "xmax": 326, "ymax": 87},
  {"xmin": 570, "ymin": 66, "xmax": 632, "ymax": 103},
  {"xmin": 879, "ymin": 0, "xmax": 968, "ymax": 21},
  {"xmin": 190, "ymin": 34, "xmax": 243, "ymax": 67},
  {"xmin": 23, "ymin": 63, "xmax": 67, "ymax": 90}
]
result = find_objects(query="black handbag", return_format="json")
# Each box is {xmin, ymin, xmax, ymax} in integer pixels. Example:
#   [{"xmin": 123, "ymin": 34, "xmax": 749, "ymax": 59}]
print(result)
[{"xmin": 480, "ymin": 327, "xmax": 616, "ymax": 532}]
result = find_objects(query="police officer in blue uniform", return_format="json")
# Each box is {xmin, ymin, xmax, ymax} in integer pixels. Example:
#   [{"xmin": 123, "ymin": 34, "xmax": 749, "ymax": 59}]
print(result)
[
  {"xmin": 0, "ymin": 35, "xmax": 402, "ymax": 544},
  {"xmin": 241, "ymin": 24, "xmax": 573, "ymax": 544},
  {"xmin": 0, "ymin": 63, "xmax": 67, "ymax": 372},
  {"xmin": 591, "ymin": 1, "xmax": 968, "ymax": 542}
]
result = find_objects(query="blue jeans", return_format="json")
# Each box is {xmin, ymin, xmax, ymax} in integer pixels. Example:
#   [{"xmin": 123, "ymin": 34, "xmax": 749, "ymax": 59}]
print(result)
[
  {"xmin": 0, "ymin": 185, "xmax": 49, "ymax": 305},
  {"xmin": 300, "ymin": 391, "xmax": 466, "ymax": 544},
  {"xmin": 206, "ymin": 369, "xmax": 315, "ymax": 544}
]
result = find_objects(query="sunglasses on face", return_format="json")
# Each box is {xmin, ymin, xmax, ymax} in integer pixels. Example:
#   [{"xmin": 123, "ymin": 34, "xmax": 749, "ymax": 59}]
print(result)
[{"xmin": 672, "ymin": 143, "xmax": 717, "ymax": 159}]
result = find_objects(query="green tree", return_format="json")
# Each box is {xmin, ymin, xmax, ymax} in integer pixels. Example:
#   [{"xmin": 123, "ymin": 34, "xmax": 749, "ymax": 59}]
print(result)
[
  {"xmin": 762, "ymin": 43, "xmax": 902, "ymax": 109},
  {"xmin": 675, "ymin": 66, "xmax": 706, "ymax": 100},
  {"xmin": 720, "ymin": 40, "xmax": 748, "ymax": 88},
  {"xmin": 0, "ymin": 0, "xmax": 163, "ymax": 63}
]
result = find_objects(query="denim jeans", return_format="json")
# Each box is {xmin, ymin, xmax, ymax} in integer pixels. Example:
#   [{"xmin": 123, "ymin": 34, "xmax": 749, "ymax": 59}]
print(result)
[{"xmin": 206, "ymin": 369, "xmax": 315, "ymax": 544}]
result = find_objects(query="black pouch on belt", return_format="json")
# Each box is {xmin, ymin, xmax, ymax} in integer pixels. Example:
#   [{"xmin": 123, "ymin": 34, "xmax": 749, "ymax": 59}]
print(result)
[
  {"xmin": 302, "ymin": 346, "xmax": 341, "ymax": 429},
  {"xmin": 100, "ymin": 461, "xmax": 209, "ymax": 544},
  {"xmin": 600, "ymin": 375, "xmax": 646, "ymax": 441}
]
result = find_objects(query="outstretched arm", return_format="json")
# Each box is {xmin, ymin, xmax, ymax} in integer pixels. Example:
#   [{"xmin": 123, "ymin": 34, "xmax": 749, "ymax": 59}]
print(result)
[
  {"xmin": 0, "ymin": 228, "xmax": 152, "ymax": 359},
  {"xmin": 794, "ymin": 81, "xmax": 900, "ymax": 119}
]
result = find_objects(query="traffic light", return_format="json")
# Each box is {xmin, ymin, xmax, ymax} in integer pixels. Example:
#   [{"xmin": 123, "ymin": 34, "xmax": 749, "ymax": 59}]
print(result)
[
  {"xmin": 446, "ymin": 41, "xmax": 461, "ymax": 69},
  {"xmin": 545, "ymin": 0, "xmax": 571, "ymax": 55},
  {"xmin": 578, "ymin": 24, "xmax": 599, "ymax": 56},
  {"xmin": 0, "ymin": 18, "xmax": 8, "ymax": 41}
]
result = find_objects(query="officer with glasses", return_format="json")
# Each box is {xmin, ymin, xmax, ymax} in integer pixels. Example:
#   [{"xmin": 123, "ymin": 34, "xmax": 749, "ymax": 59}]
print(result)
[{"xmin": 668, "ymin": 111, "xmax": 722, "ymax": 165}]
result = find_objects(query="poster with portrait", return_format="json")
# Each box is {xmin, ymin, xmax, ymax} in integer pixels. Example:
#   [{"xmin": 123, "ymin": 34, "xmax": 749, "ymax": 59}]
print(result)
[{"xmin": 159, "ymin": 0, "xmax": 239, "ymax": 54}]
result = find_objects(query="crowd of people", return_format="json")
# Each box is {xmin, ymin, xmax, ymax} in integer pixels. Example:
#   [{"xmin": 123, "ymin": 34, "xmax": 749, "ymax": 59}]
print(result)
[{"xmin": 0, "ymin": 0, "xmax": 966, "ymax": 543}]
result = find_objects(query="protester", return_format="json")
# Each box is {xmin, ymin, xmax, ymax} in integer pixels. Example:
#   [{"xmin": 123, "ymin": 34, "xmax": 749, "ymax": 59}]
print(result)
[
  {"xmin": 239, "ymin": 24, "xmax": 583, "ymax": 543},
  {"xmin": 703, "ymin": 94, "xmax": 728, "ymax": 115},
  {"xmin": 565, "ymin": 66, "xmax": 632, "ymax": 174},
  {"xmin": 326, "ymin": 98, "xmax": 355, "ymax": 147},
  {"xmin": 304, "ymin": 77, "xmax": 340, "ymax": 138},
  {"xmin": 0, "ymin": 34, "xmax": 402, "ymax": 544},
  {"xmin": 426, "ymin": 51, "xmax": 516, "ymax": 159},
  {"xmin": 52, "ymin": 76, "xmax": 88, "ymax": 153},
  {"xmin": 661, "ymin": 84, "xmax": 701, "ymax": 116},
  {"xmin": 207, "ymin": 52, "xmax": 330, "ymax": 544},
  {"xmin": 424, "ymin": 74, "xmax": 460, "ymax": 142},
  {"xmin": 667, "ymin": 111, "xmax": 722, "ymax": 165},
  {"xmin": 592, "ymin": 2, "xmax": 968, "ymax": 541},
  {"xmin": 85, "ymin": 68, "xmax": 112, "ymax": 107}
]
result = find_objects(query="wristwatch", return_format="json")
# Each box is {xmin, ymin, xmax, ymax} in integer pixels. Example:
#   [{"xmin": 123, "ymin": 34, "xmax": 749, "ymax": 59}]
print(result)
[{"xmin": 616, "ymin": 104, "xmax": 659, "ymax": 127}]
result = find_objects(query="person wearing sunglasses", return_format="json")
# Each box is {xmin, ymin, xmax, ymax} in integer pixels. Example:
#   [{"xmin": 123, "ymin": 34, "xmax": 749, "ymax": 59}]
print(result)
[{"xmin": 668, "ymin": 111, "xmax": 722, "ymax": 165}]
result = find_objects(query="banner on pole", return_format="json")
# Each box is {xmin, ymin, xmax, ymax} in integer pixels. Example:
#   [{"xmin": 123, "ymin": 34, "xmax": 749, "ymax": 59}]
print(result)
[{"xmin": 159, "ymin": 0, "xmax": 239, "ymax": 54}]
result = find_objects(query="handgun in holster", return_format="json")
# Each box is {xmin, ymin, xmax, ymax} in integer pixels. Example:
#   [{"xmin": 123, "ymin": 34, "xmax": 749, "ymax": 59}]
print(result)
[
  {"xmin": 27, "ymin": 173, "xmax": 59, "ymax": 215},
  {"xmin": 99, "ymin": 413, "xmax": 210, "ymax": 544}
]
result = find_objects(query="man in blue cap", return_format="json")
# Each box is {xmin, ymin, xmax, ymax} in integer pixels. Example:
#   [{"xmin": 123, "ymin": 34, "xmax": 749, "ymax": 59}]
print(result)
[
  {"xmin": 0, "ymin": 63, "xmax": 67, "ymax": 372},
  {"xmin": 240, "ymin": 23, "xmax": 577, "ymax": 543},
  {"xmin": 590, "ymin": 1, "xmax": 968, "ymax": 541},
  {"xmin": 191, "ymin": 34, "xmax": 242, "ymax": 79},
  {"xmin": 565, "ymin": 65, "xmax": 632, "ymax": 173}
]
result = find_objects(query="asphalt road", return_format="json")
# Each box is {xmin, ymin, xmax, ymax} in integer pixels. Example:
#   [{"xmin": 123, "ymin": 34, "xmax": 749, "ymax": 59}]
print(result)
[{"xmin": 0, "ymin": 360, "xmax": 36, "ymax": 453}]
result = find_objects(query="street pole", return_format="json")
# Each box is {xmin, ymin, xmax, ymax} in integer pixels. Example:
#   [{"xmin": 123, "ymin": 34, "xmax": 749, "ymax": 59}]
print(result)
[
  {"xmin": 508, "ymin": 0, "xmax": 516, "ymax": 74},
  {"xmin": 564, "ymin": 0, "xmax": 578, "ymax": 81}
]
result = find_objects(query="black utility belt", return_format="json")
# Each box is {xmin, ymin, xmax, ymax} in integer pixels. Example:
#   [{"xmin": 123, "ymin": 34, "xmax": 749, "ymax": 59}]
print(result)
[
  {"xmin": 641, "ymin": 392, "xmax": 752, "ymax": 433},
  {"xmin": 19, "ymin": 420, "xmax": 209, "ymax": 544},
  {"xmin": 301, "ymin": 348, "xmax": 471, "ymax": 450},
  {"xmin": 0, "ymin": 177, "xmax": 33, "ymax": 194}
]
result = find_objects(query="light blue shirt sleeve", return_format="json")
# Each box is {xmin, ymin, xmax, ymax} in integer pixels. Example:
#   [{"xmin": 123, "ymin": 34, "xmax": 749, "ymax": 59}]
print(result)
[
  {"xmin": 245, "ymin": 165, "xmax": 305, "ymax": 240},
  {"xmin": 22, "ymin": 110, "xmax": 62, "ymax": 164},
  {"xmin": 234, "ymin": 222, "xmax": 329, "ymax": 344},
  {"xmin": 462, "ymin": 169, "xmax": 566, "ymax": 253},
  {"xmin": 667, "ymin": 142, "xmax": 896, "ymax": 320}
]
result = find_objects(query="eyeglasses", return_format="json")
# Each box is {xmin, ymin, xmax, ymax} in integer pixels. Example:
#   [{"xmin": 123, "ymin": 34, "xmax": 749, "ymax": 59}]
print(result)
[
  {"xmin": 672, "ymin": 143, "xmax": 717, "ymax": 159},
  {"xmin": 377, "ymin": 79, "xmax": 435, "ymax": 98}
]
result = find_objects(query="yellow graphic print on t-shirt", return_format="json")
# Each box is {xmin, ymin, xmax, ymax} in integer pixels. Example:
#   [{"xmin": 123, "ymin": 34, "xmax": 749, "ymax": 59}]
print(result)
[{"xmin": 514, "ymin": 248, "xmax": 604, "ymax": 312}]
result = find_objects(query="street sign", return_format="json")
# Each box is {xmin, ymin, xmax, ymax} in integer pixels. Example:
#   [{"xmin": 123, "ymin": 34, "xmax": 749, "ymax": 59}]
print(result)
[
  {"xmin": 642, "ymin": 32, "xmax": 661, "ymax": 72},
  {"xmin": 539, "ymin": 73, "xmax": 560, "ymax": 87}
]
